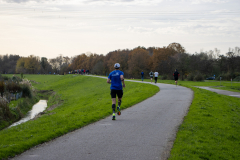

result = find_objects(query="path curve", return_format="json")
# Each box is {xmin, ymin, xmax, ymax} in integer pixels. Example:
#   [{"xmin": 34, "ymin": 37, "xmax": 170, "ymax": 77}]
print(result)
[
  {"xmin": 197, "ymin": 87, "xmax": 240, "ymax": 98},
  {"xmin": 12, "ymin": 77, "xmax": 193, "ymax": 160}
]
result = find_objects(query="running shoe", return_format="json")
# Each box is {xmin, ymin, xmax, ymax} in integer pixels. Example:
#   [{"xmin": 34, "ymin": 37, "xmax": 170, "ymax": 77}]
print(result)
[
  {"xmin": 112, "ymin": 113, "xmax": 116, "ymax": 120},
  {"xmin": 117, "ymin": 106, "xmax": 121, "ymax": 115}
]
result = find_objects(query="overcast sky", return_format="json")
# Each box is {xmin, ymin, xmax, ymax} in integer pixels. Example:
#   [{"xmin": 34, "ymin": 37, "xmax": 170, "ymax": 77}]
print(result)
[{"xmin": 0, "ymin": 0, "xmax": 239, "ymax": 59}]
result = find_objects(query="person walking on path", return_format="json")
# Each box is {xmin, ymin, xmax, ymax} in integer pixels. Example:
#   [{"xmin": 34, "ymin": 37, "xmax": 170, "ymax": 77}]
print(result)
[
  {"xmin": 107, "ymin": 63, "xmax": 125, "ymax": 120},
  {"xmin": 141, "ymin": 71, "xmax": 144, "ymax": 81},
  {"xmin": 149, "ymin": 71, "xmax": 154, "ymax": 83},
  {"xmin": 154, "ymin": 71, "xmax": 159, "ymax": 84},
  {"xmin": 173, "ymin": 69, "xmax": 180, "ymax": 86}
]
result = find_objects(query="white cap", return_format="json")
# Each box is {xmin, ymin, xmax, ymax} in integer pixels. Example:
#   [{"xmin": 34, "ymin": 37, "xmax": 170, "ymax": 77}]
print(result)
[{"xmin": 114, "ymin": 63, "xmax": 120, "ymax": 69}]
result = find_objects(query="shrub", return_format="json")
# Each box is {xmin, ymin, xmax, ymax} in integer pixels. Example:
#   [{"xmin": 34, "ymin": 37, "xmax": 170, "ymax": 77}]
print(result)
[
  {"xmin": 0, "ymin": 81, "xmax": 5, "ymax": 97},
  {"xmin": 233, "ymin": 76, "xmax": 240, "ymax": 82},
  {"xmin": 12, "ymin": 76, "xmax": 22, "ymax": 83},
  {"xmin": 233, "ymin": 72, "xmax": 240, "ymax": 79},
  {"xmin": 21, "ymin": 84, "xmax": 32, "ymax": 98},
  {"xmin": 187, "ymin": 73, "xmax": 194, "ymax": 81},
  {"xmin": 216, "ymin": 73, "xmax": 231, "ymax": 81},
  {"xmin": 2, "ymin": 76, "xmax": 9, "ymax": 81},
  {"xmin": 161, "ymin": 75, "xmax": 167, "ymax": 80},
  {"xmin": 6, "ymin": 81, "xmax": 21, "ymax": 93},
  {"xmin": 0, "ymin": 99, "xmax": 13, "ymax": 121},
  {"xmin": 167, "ymin": 74, "xmax": 174, "ymax": 80},
  {"xmin": 194, "ymin": 73, "xmax": 204, "ymax": 81}
]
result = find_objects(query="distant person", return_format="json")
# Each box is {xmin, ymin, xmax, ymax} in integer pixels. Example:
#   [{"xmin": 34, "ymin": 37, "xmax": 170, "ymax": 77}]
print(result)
[
  {"xmin": 141, "ymin": 71, "xmax": 144, "ymax": 81},
  {"xmin": 149, "ymin": 71, "xmax": 154, "ymax": 83},
  {"xmin": 173, "ymin": 69, "xmax": 180, "ymax": 86},
  {"xmin": 107, "ymin": 63, "xmax": 125, "ymax": 120},
  {"xmin": 154, "ymin": 71, "xmax": 159, "ymax": 84}
]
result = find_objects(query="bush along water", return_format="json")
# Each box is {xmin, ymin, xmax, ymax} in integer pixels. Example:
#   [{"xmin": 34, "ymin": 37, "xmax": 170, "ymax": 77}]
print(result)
[{"xmin": 0, "ymin": 77, "xmax": 39, "ymax": 130}]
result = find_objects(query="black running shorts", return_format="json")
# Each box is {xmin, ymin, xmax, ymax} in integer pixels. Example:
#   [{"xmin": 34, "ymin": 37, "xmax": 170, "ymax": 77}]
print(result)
[
  {"xmin": 111, "ymin": 89, "xmax": 123, "ymax": 98},
  {"xmin": 174, "ymin": 77, "xmax": 178, "ymax": 81}
]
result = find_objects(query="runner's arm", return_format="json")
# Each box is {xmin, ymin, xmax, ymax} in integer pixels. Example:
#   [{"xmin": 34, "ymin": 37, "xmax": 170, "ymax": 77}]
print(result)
[
  {"xmin": 120, "ymin": 75, "xmax": 125, "ymax": 88},
  {"xmin": 107, "ymin": 78, "xmax": 111, "ymax": 84}
]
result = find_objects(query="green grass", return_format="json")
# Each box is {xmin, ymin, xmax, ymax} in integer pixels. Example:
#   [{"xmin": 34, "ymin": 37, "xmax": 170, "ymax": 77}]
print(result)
[
  {"xmin": 1, "ymin": 97, "xmax": 39, "ymax": 130},
  {"xmin": 169, "ymin": 87, "xmax": 240, "ymax": 160},
  {"xmin": 2, "ymin": 75, "xmax": 240, "ymax": 159},
  {"xmin": 135, "ymin": 78, "xmax": 240, "ymax": 159},
  {"xmin": 0, "ymin": 74, "xmax": 159, "ymax": 159},
  {"xmin": 134, "ymin": 78, "xmax": 240, "ymax": 92}
]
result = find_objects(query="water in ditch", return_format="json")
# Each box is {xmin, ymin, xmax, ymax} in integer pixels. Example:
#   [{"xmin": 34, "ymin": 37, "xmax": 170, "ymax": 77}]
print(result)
[{"xmin": 9, "ymin": 100, "xmax": 48, "ymax": 128}]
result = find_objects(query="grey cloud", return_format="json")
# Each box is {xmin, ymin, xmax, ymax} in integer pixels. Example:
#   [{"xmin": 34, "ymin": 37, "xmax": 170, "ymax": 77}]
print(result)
[
  {"xmin": 86, "ymin": 0, "xmax": 134, "ymax": 2},
  {"xmin": 2, "ymin": 0, "xmax": 49, "ymax": 3}
]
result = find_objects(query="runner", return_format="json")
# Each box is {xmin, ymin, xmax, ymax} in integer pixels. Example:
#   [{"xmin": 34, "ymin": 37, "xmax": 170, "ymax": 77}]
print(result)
[
  {"xmin": 173, "ymin": 69, "xmax": 180, "ymax": 86},
  {"xmin": 141, "ymin": 71, "xmax": 144, "ymax": 81},
  {"xmin": 154, "ymin": 71, "xmax": 159, "ymax": 84},
  {"xmin": 149, "ymin": 71, "xmax": 154, "ymax": 83},
  {"xmin": 107, "ymin": 63, "xmax": 125, "ymax": 120}
]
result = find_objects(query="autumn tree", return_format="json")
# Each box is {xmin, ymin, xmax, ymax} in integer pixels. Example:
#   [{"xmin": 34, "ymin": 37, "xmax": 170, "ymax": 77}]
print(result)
[
  {"xmin": 127, "ymin": 48, "xmax": 150, "ymax": 78},
  {"xmin": 16, "ymin": 57, "xmax": 27, "ymax": 73},
  {"xmin": 24, "ymin": 55, "xmax": 41, "ymax": 73},
  {"xmin": 167, "ymin": 42, "xmax": 186, "ymax": 54},
  {"xmin": 104, "ymin": 49, "xmax": 130, "ymax": 76},
  {"xmin": 151, "ymin": 47, "xmax": 177, "ymax": 73}
]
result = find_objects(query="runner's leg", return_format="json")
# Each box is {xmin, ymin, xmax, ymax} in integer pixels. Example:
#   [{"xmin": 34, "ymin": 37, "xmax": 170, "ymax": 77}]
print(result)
[{"xmin": 112, "ymin": 98, "xmax": 116, "ymax": 113}]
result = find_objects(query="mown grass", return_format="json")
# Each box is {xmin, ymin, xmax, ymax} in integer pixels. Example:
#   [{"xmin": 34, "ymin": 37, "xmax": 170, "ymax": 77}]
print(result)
[
  {"xmin": 134, "ymin": 78, "xmax": 240, "ymax": 92},
  {"xmin": 0, "ymin": 74, "xmax": 159, "ymax": 159},
  {"xmin": 169, "ymin": 87, "xmax": 240, "ymax": 160},
  {"xmin": 135, "ymin": 78, "xmax": 240, "ymax": 159}
]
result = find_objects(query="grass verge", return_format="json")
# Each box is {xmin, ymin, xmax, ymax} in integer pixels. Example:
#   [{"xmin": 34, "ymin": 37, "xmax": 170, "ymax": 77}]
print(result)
[
  {"xmin": 133, "ymin": 78, "xmax": 240, "ymax": 92},
  {"xmin": 0, "ymin": 75, "xmax": 159, "ymax": 159},
  {"xmin": 134, "ymin": 78, "xmax": 240, "ymax": 159},
  {"xmin": 168, "ymin": 86, "xmax": 240, "ymax": 160}
]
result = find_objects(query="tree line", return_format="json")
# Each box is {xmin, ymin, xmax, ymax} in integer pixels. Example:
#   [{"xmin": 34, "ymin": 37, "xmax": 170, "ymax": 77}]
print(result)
[{"xmin": 1, "ymin": 43, "xmax": 240, "ymax": 81}]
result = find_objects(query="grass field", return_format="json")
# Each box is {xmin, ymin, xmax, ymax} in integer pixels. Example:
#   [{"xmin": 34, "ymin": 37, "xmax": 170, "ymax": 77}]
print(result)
[
  {"xmin": 0, "ymin": 74, "xmax": 159, "ymax": 159},
  {"xmin": 135, "ymin": 78, "xmax": 240, "ymax": 92},
  {"xmin": 134, "ymin": 78, "xmax": 240, "ymax": 159},
  {"xmin": 168, "ymin": 86, "xmax": 240, "ymax": 160},
  {"xmin": 1, "ymin": 75, "xmax": 240, "ymax": 159}
]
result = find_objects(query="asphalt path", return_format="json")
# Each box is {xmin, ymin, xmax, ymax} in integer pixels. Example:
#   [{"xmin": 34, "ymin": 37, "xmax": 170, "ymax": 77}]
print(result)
[
  {"xmin": 12, "ymin": 78, "xmax": 193, "ymax": 160},
  {"xmin": 197, "ymin": 86, "xmax": 240, "ymax": 98}
]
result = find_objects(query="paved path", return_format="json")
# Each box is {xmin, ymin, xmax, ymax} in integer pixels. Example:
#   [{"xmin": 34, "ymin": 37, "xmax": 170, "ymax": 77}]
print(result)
[
  {"xmin": 197, "ymin": 87, "xmax": 240, "ymax": 98},
  {"xmin": 12, "ymin": 78, "xmax": 193, "ymax": 160}
]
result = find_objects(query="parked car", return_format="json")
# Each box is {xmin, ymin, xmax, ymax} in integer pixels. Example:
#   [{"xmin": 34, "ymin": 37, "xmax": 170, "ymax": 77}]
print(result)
[{"xmin": 206, "ymin": 77, "xmax": 215, "ymax": 80}]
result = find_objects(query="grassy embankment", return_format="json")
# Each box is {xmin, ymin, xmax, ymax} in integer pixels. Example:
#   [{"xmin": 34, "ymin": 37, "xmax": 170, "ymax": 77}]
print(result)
[
  {"xmin": 0, "ymin": 74, "xmax": 159, "ymax": 159},
  {"xmin": 136, "ymin": 78, "xmax": 240, "ymax": 159}
]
